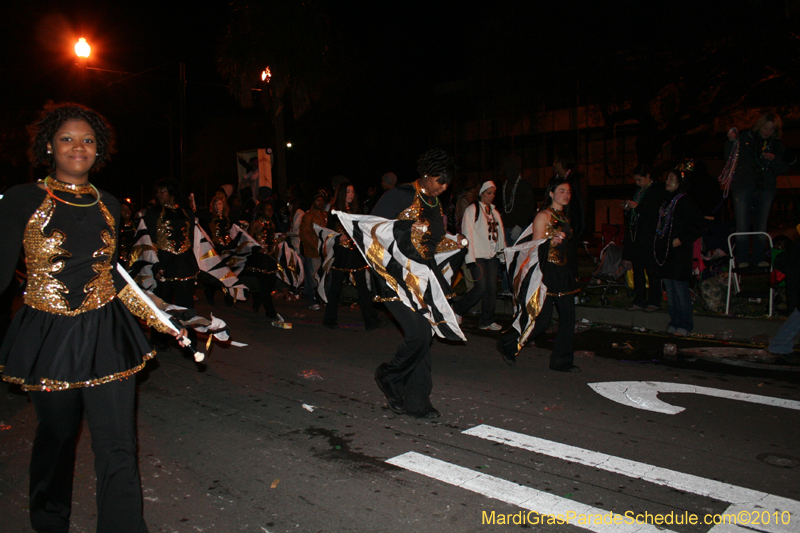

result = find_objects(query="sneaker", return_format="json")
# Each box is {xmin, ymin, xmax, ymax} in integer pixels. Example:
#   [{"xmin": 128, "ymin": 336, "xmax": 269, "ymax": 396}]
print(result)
[
  {"xmin": 626, "ymin": 304, "xmax": 644, "ymax": 311},
  {"xmin": 479, "ymin": 323, "xmax": 502, "ymax": 331},
  {"xmin": 674, "ymin": 328, "xmax": 688, "ymax": 337},
  {"xmin": 666, "ymin": 325, "xmax": 676, "ymax": 334},
  {"xmin": 738, "ymin": 261, "xmax": 749, "ymax": 269},
  {"xmin": 644, "ymin": 305, "xmax": 660, "ymax": 312},
  {"xmin": 757, "ymin": 261, "xmax": 770, "ymax": 268},
  {"xmin": 309, "ymin": 304, "xmax": 321, "ymax": 311},
  {"xmin": 455, "ymin": 313, "xmax": 463, "ymax": 325}
]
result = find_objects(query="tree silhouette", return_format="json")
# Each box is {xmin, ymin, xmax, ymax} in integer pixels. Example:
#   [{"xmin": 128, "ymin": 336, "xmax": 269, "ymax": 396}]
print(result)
[{"xmin": 216, "ymin": 0, "xmax": 337, "ymax": 196}]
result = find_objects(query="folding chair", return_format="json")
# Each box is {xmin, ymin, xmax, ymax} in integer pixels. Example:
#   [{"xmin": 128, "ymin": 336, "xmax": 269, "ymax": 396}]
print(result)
[{"xmin": 726, "ymin": 232, "xmax": 773, "ymax": 316}]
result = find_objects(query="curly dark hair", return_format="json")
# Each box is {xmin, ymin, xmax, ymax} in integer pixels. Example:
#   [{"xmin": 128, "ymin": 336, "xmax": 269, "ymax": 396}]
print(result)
[
  {"xmin": 154, "ymin": 178, "xmax": 185, "ymax": 203},
  {"xmin": 27, "ymin": 101, "xmax": 116, "ymax": 171},
  {"xmin": 416, "ymin": 148, "xmax": 456, "ymax": 184}
]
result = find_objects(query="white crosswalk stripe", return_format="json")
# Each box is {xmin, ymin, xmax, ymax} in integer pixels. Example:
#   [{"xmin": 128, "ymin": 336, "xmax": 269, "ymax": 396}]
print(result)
[
  {"xmin": 387, "ymin": 452, "xmax": 679, "ymax": 533},
  {"xmin": 387, "ymin": 425, "xmax": 800, "ymax": 533}
]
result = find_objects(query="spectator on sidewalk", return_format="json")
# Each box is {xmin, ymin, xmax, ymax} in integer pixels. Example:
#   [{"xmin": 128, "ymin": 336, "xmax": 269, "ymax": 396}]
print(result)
[
  {"xmin": 725, "ymin": 112, "xmax": 790, "ymax": 268},
  {"xmin": 453, "ymin": 181, "xmax": 506, "ymax": 331},
  {"xmin": 622, "ymin": 165, "xmax": 666, "ymax": 312}
]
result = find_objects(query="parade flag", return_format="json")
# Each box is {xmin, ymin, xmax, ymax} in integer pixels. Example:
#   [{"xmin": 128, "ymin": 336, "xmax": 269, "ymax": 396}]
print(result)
[
  {"xmin": 127, "ymin": 218, "xmax": 158, "ymax": 291},
  {"xmin": 194, "ymin": 223, "xmax": 248, "ymax": 301},
  {"xmin": 332, "ymin": 211, "xmax": 466, "ymax": 341},
  {"xmin": 503, "ymin": 225, "xmax": 548, "ymax": 353}
]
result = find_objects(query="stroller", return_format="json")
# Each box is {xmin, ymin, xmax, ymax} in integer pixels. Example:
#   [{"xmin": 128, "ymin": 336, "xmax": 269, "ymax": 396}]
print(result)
[{"xmin": 580, "ymin": 224, "xmax": 630, "ymax": 306}]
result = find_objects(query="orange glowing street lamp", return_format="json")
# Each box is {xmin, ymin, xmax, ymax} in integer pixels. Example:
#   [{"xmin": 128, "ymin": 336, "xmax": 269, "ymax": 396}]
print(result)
[
  {"xmin": 261, "ymin": 67, "xmax": 271, "ymax": 83},
  {"xmin": 75, "ymin": 38, "xmax": 91, "ymax": 59}
]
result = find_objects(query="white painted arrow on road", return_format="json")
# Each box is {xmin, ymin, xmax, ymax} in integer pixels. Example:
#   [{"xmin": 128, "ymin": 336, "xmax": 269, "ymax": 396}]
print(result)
[{"xmin": 588, "ymin": 381, "xmax": 800, "ymax": 415}]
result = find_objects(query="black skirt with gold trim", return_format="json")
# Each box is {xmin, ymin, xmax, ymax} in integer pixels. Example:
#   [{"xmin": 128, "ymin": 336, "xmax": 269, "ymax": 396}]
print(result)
[{"xmin": 0, "ymin": 298, "xmax": 155, "ymax": 391}]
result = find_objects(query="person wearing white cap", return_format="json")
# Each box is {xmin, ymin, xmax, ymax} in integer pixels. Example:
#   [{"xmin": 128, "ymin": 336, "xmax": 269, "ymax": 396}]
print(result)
[{"xmin": 453, "ymin": 181, "xmax": 506, "ymax": 330}]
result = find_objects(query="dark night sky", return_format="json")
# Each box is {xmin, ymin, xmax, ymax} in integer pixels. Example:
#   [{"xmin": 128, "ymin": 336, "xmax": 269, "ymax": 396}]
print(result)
[{"xmin": 0, "ymin": 1, "xmax": 796, "ymax": 203}]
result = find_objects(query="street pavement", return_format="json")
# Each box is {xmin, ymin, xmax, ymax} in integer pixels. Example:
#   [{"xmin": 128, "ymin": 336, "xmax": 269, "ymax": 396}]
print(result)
[{"xmin": 1, "ymin": 296, "xmax": 799, "ymax": 533}]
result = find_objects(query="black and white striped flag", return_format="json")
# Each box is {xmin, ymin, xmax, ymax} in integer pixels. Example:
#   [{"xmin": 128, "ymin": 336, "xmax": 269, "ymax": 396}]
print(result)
[
  {"xmin": 128, "ymin": 218, "xmax": 158, "ymax": 291},
  {"xmin": 332, "ymin": 211, "xmax": 466, "ymax": 341},
  {"xmin": 312, "ymin": 224, "xmax": 339, "ymax": 303},
  {"xmin": 194, "ymin": 224, "xmax": 248, "ymax": 301},
  {"xmin": 503, "ymin": 225, "xmax": 547, "ymax": 353}
]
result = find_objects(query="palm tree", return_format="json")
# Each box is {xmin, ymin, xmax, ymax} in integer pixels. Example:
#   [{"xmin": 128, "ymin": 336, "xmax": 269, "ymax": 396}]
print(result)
[{"xmin": 216, "ymin": 0, "xmax": 337, "ymax": 197}]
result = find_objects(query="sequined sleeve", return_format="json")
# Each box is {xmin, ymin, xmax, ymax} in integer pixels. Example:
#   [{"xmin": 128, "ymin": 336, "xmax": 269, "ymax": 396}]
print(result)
[{"xmin": 117, "ymin": 284, "xmax": 175, "ymax": 334}]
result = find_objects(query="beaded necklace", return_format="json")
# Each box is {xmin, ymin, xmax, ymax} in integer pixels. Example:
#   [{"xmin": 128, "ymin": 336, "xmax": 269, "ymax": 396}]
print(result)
[
  {"xmin": 43, "ymin": 176, "xmax": 99, "ymax": 207},
  {"xmin": 718, "ymin": 127, "xmax": 738, "ymax": 199},
  {"xmin": 502, "ymin": 176, "xmax": 520, "ymax": 214},
  {"xmin": 548, "ymin": 206, "xmax": 568, "ymax": 225},
  {"xmin": 481, "ymin": 202, "xmax": 499, "ymax": 242},
  {"xmin": 415, "ymin": 180, "xmax": 439, "ymax": 208},
  {"xmin": 654, "ymin": 193, "xmax": 685, "ymax": 266}
]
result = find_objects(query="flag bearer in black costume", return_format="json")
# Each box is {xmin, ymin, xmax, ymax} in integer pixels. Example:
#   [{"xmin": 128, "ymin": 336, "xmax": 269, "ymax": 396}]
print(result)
[
  {"xmin": 198, "ymin": 193, "xmax": 235, "ymax": 306},
  {"xmin": 247, "ymin": 200, "xmax": 283, "ymax": 322},
  {"xmin": 323, "ymin": 182, "xmax": 384, "ymax": 330},
  {"xmin": 371, "ymin": 149, "xmax": 466, "ymax": 418},
  {"xmin": 0, "ymin": 102, "xmax": 185, "ymax": 533},
  {"xmin": 142, "ymin": 178, "xmax": 198, "ymax": 311},
  {"xmin": 497, "ymin": 176, "xmax": 581, "ymax": 372}
]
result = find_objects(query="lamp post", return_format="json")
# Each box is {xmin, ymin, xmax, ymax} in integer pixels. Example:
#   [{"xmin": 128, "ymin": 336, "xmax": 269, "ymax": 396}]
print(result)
[{"xmin": 74, "ymin": 38, "xmax": 90, "ymax": 59}]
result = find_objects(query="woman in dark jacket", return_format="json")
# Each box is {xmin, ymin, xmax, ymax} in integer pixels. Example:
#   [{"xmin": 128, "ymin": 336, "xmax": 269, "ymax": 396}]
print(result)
[
  {"xmin": 654, "ymin": 169, "xmax": 705, "ymax": 336},
  {"xmin": 622, "ymin": 164, "xmax": 667, "ymax": 311},
  {"xmin": 725, "ymin": 112, "xmax": 790, "ymax": 267}
]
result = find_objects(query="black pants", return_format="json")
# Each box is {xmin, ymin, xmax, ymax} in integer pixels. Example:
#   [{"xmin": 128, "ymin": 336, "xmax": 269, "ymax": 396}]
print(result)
[
  {"xmin": 254, "ymin": 273, "xmax": 278, "ymax": 319},
  {"xmin": 376, "ymin": 301, "xmax": 434, "ymax": 415},
  {"xmin": 632, "ymin": 256, "xmax": 662, "ymax": 308},
  {"xmin": 453, "ymin": 258, "xmax": 499, "ymax": 328},
  {"xmin": 323, "ymin": 269, "xmax": 381, "ymax": 329},
  {"xmin": 28, "ymin": 377, "xmax": 148, "ymax": 533},
  {"xmin": 500, "ymin": 293, "xmax": 575, "ymax": 370}
]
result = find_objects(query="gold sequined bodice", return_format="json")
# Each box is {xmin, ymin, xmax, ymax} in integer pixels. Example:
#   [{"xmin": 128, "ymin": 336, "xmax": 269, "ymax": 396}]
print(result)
[
  {"xmin": 253, "ymin": 217, "xmax": 278, "ymax": 255},
  {"xmin": 209, "ymin": 215, "xmax": 232, "ymax": 247},
  {"xmin": 396, "ymin": 181, "xmax": 462, "ymax": 258},
  {"xmin": 544, "ymin": 209, "xmax": 568, "ymax": 266},
  {"xmin": 156, "ymin": 205, "xmax": 192, "ymax": 254},
  {"xmin": 23, "ymin": 195, "xmax": 117, "ymax": 316}
]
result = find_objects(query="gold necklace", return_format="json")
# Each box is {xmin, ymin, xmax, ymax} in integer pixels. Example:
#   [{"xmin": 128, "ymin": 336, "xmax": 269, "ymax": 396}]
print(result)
[{"xmin": 43, "ymin": 176, "xmax": 99, "ymax": 207}]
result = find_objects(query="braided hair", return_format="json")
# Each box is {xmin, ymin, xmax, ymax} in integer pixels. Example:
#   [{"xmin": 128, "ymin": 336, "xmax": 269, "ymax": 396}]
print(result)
[{"xmin": 416, "ymin": 148, "xmax": 456, "ymax": 184}]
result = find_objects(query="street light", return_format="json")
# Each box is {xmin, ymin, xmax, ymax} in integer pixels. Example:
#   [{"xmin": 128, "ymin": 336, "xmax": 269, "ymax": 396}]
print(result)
[
  {"xmin": 75, "ymin": 38, "xmax": 91, "ymax": 58},
  {"xmin": 261, "ymin": 67, "xmax": 271, "ymax": 83}
]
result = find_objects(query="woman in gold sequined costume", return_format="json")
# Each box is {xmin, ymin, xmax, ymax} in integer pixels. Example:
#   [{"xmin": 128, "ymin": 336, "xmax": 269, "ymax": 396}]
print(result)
[
  {"xmin": 142, "ymin": 178, "xmax": 198, "ymax": 311},
  {"xmin": 199, "ymin": 193, "xmax": 234, "ymax": 306},
  {"xmin": 372, "ymin": 149, "xmax": 466, "ymax": 419},
  {"xmin": 323, "ymin": 183, "xmax": 384, "ymax": 330},
  {"xmin": 0, "ymin": 102, "xmax": 184, "ymax": 533},
  {"xmin": 247, "ymin": 200, "xmax": 283, "ymax": 320},
  {"xmin": 497, "ymin": 176, "xmax": 581, "ymax": 372}
]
